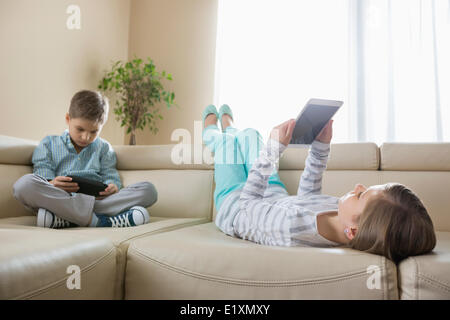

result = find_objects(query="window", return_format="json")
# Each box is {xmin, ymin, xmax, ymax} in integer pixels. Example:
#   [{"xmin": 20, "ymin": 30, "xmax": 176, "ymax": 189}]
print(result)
[{"xmin": 214, "ymin": 0, "xmax": 450, "ymax": 144}]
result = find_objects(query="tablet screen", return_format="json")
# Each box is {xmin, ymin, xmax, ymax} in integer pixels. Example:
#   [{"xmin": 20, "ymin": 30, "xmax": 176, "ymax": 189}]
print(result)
[
  {"xmin": 289, "ymin": 99, "xmax": 342, "ymax": 146},
  {"xmin": 68, "ymin": 175, "xmax": 108, "ymax": 196}
]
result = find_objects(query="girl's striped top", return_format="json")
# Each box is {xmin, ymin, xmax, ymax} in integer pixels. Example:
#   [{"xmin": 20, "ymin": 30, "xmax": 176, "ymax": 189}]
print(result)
[{"xmin": 216, "ymin": 139, "xmax": 341, "ymax": 247}]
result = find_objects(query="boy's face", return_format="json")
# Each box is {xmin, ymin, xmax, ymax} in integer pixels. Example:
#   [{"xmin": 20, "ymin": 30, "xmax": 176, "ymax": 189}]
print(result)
[
  {"xmin": 65, "ymin": 113, "xmax": 103, "ymax": 149},
  {"xmin": 337, "ymin": 184, "xmax": 386, "ymax": 238}
]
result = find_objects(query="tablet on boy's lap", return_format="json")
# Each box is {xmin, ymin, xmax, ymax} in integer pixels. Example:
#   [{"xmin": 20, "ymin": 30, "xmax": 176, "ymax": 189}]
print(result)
[
  {"xmin": 288, "ymin": 98, "xmax": 343, "ymax": 147},
  {"xmin": 68, "ymin": 175, "xmax": 108, "ymax": 196}
]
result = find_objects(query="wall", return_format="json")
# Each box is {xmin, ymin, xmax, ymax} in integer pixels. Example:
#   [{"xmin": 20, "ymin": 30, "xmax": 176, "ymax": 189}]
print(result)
[
  {"xmin": 0, "ymin": 0, "xmax": 218, "ymax": 146},
  {"xmin": 0, "ymin": 0, "xmax": 130, "ymax": 144},
  {"xmin": 128, "ymin": 0, "xmax": 219, "ymax": 145}
]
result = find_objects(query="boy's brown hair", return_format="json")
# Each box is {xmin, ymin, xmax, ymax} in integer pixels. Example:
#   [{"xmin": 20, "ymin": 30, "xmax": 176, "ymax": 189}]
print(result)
[
  {"xmin": 69, "ymin": 90, "xmax": 109, "ymax": 124},
  {"xmin": 349, "ymin": 183, "xmax": 436, "ymax": 264}
]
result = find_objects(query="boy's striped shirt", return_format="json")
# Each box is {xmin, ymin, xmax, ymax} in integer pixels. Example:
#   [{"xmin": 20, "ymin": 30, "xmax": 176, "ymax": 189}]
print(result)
[{"xmin": 32, "ymin": 130, "xmax": 122, "ymax": 189}]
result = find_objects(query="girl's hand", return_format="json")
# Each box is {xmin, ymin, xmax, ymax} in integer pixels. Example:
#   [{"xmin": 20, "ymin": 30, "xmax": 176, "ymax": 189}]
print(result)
[
  {"xmin": 270, "ymin": 119, "xmax": 296, "ymax": 146},
  {"xmin": 50, "ymin": 176, "xmax": 79, "ymax": 193},
  {"xmin": 96, "ymin": 184, "xmax": 119, "ymax": 200},
  {"xmin": 315, "ymin": 120, "xmax": 333, "ymax": 144}
]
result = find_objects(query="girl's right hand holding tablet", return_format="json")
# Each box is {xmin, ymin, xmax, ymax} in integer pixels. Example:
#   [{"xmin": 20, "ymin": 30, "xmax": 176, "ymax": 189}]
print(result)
[{"xmin": 315, "ymin": 120, "xmax": 333, "ymax": 144}]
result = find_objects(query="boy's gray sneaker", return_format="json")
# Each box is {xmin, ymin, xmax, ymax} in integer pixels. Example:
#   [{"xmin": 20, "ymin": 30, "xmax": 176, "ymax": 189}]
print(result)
[
  {"xmin": 37, "ymin": 208, "xmax": 78, "ymax": 229},
  {"xmin": 96, "ymin": 206, "xmax": 150, "ymax": 228}
]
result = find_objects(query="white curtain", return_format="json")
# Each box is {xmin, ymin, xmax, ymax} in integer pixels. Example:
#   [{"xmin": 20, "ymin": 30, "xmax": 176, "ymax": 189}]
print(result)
[{"xmin": 214, "ymin": 0, "xmax": 450, "ymax": 144}]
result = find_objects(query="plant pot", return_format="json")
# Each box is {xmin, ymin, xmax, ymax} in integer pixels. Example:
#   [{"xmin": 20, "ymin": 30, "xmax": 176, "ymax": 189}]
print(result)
[{"xmin": 129, "ymin": 132, "xmax": 136, "ymax": 145}]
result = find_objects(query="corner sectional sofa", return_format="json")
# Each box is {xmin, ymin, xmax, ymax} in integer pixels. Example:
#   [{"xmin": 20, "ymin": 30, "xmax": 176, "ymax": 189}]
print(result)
[{"xmin": 1, "ymin": 134, "xmax": 449, "ymax": 300}]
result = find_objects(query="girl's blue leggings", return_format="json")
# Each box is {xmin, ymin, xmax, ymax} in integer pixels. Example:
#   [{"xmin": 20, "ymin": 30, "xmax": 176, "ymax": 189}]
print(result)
[{"xmin": 202, "ymin": 124, "xmax": 286, "ymax": 211}]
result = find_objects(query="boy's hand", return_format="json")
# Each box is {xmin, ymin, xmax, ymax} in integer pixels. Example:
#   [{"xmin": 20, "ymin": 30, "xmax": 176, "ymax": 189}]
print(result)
[
  {"xmin": 96, "ymin": 184, "xmax": 119, "ymax": 200},
  {"xmin": 50, "ymin": 176, "xmax": 79, "ymax": 193},
  {"xmin": 315, "ymin": 120, "xmax": 333, "ymax": 144},
  {"xmin": 270, "ymin": 119, "xmax": 296, "ymax": 146}
]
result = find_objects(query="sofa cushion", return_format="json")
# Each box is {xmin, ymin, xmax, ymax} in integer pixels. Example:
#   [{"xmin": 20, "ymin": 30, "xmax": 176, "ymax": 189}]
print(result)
[
  {"xmin": 0, "ymin": 215, "xmax": 210, "ymax": 299},
  {"xmin": 280, "ymin": 142, "xmax": 379, "ymax": 170},
  {"xmin": 0, "ymin": 167, "xmax": 214, "ymax": 221},
  {"xmin": 0, "ymin": 135, "xmax": 37, "ymax": 165},
  {"xmin": 0, "ymin": 137, "xmax": 216, "ymax": 221},
  {"xmin": 378, "ymin": 171, "xmax": 450, "ymax": 232},
  {"xmin": 125, "ymin": 223, "xmax": 398, "ymax": 300},
  {"xmin": 120, "ymin": 170, "xmax": 214, "ymax": 220},
  {"xmin": 0, "ymin": 164, "xmax": 34, "ymax": 218},
  {"xmin": 115, "ymin": 144, "xmax": 213, "ymax": 170},
  {"xmin": 0, "ymin": 216, "xmax": 209, "ymax": 246},
  {"xmin": 380, "ymin": 143, "xmax": 450, "ymax": 171},
  {"xmin": 0, "ymin": 228, "xmax": 116, "ymax": 299},
  {"xmin": 279, "ymin": 170, "xmax": 381, "ymax": 199},
  {"xmin": 397, "ymin": 231, "xmax": 450, "ymax": 299}
]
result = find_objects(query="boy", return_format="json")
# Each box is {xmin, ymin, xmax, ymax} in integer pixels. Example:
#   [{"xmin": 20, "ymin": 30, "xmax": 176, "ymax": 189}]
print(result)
[{"xmin": 13, "ymin": 90, "xmax": 158, "ymax": 228}]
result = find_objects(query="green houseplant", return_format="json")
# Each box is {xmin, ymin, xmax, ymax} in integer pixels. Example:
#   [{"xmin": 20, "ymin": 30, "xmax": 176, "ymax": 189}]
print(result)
[{"xmin": 98, "ymin": 57, "xmax": 176, "ymax": 145}]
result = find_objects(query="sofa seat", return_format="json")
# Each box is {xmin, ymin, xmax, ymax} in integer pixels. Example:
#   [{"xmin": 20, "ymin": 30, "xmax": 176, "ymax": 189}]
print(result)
[
  {"xmin": 0, "ymin": 228, "xmax": 116, "ymax": 300},
  {"xmin": 125, "ymin": 222, "xmax": 399, "ymax": 300},
  {"xmin": 0, "ymin": 215, "xmax": 210, "ymax": 299},
  {"xmin": 0, "ymin": 215, "xmax": 209, "ymax": 245},
  {"xmin": 398, "ymin": 231, "xmax": 450, "ymax": 299}
]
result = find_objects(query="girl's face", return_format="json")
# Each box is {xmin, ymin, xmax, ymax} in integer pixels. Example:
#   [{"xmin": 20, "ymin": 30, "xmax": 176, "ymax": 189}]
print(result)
[{"xmin": 337, "ymin": 184, "xmax": 386, "ymax": 239}]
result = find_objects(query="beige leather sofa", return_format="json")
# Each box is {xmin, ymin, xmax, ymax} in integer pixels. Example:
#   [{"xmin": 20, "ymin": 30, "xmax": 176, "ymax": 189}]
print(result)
[{"xmin": 1, "ymin": 135, "xmax": 449, "ymax": 300}]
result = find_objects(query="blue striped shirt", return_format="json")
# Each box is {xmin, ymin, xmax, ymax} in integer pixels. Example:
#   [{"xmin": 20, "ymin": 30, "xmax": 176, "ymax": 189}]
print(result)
[{"xmin": 32, "ymin": 130, "xmax": 122, "ymax": 189}]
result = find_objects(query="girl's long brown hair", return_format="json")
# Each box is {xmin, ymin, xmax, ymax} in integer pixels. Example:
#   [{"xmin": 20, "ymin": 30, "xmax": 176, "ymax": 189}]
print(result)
[{"xmin": 349, "ymin": 183, "xmax": 436, "ymax": 264}]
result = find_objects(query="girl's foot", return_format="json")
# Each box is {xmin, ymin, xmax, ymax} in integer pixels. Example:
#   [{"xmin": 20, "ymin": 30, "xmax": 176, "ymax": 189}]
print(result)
[
  {"xmin": 219, "ymin": 104, "xmax": 234, "ymax": 131},
  {"xmin": 204, "ymin": 113, "xmax": 218, "ymax": 128},
  {"xmin": 221, "ymin": 114, "xmax": 233, "ymax": 131},
  {"xmin": 202, "ymin": 104, "xmax": 219, "ymax": 129}
]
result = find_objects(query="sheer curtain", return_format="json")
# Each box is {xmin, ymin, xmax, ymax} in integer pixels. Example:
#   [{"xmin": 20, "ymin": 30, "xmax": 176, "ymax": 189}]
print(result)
[{"xmin": 214, "ymin": 0, "xmax": 450, "ymax": 144}]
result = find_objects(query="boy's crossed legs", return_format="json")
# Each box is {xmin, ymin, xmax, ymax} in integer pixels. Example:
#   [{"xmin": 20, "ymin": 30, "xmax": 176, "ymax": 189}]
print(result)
[{"xmin": 13, "ymin": 174, "xmax": 157, "ymax": 228}]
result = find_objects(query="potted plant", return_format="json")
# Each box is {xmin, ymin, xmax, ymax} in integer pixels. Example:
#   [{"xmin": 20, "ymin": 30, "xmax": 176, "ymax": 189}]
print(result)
[{"xmin": 98, "ymin": 57, "xmax": 176, "ymax": 145}]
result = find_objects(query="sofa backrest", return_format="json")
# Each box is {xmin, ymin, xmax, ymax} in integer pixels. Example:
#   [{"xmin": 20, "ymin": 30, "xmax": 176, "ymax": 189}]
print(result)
[
  {"xmin": 0, "ymin": 135, "xmax": 215, "ymax": 221},
  {"xmin": 378, "ymin": 143, "xmax": 450, "ymax": 232},
  {"xmin": 1, "ymin": 135, "xmax": 449, "ymax": 232},
  {"xmin": 276, "ymin": 142, "xmax": 450, "ymax": 232},
  {"xmin": 0, "ymin": 135, "xmax": 37, "ymax": 218},
  {"xmin": 114, "ymin": 144, "xmax": 214, "ymax": 221}
]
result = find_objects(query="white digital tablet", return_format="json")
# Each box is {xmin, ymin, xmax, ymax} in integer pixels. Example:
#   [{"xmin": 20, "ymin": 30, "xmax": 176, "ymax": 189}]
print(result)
[{"xmin": 288, "ymin": 98, "xmax": 343, "ymax": 147}]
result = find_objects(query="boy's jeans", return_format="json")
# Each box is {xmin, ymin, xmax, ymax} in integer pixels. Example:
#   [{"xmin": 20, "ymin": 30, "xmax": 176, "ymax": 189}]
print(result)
[
  {"xmin": 13, "ymin": 174, "xmax": 158, "ymax": 226},
  {"xmin": 202, "ymin": 125, "xmax": 286, "ymax": 211}
]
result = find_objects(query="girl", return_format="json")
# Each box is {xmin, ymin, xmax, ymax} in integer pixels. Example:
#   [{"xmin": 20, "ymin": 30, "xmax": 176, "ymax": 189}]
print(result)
[{"xmin": 202, "ymin": 104, "xmax": 436, "ymax": 264}]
